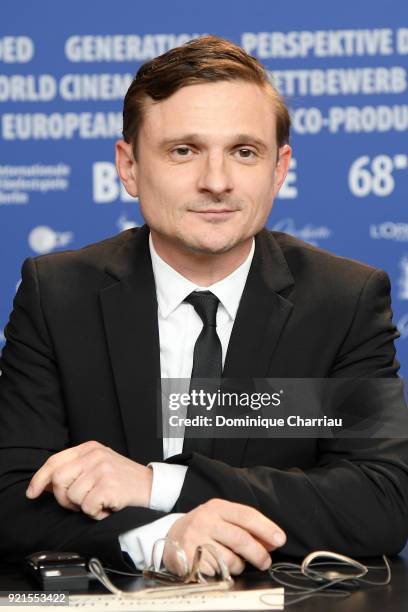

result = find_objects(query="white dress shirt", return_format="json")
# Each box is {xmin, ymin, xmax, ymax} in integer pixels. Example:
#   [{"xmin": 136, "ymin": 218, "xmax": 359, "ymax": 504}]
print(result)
[{"xmin": 119, "ymin": 234, "xmax": 255, "ymax": 569}]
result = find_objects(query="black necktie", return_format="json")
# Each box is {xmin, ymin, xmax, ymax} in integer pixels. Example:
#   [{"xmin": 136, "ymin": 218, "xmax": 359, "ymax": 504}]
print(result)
[{"xmin": 183, "ymin": 291, "xmax": 222, "ymax": 455}]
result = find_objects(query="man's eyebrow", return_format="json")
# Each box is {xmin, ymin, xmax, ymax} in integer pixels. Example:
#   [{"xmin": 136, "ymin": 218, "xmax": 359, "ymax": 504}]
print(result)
[
  {"xmin": 157, "ymin": 134, "xmax": 201, "ymax": 148},
  {"xmin": 232, "ymin": 134, "xmax": 269, "ymax": 150},
  {"xmin": 158, "ymin": 133, "xmax": 270, "ymax": 151}
]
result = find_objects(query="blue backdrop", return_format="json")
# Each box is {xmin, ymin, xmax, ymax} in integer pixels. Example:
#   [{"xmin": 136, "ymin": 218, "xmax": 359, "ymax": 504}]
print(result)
[{"xmin": 1, "ymin": 0, "xmax": 407, "ymax": 375}]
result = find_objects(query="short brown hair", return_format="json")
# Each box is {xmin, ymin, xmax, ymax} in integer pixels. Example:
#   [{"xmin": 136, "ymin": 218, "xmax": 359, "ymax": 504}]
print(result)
[{"xmin": 122, "ymin": 35, "xmax": 290, "ymax": 157}]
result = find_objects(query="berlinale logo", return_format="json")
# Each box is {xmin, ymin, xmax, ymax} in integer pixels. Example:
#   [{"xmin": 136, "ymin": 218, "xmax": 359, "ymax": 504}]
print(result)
[{"xmin": 28, "ymin": 226, "xmax": 73, "ymax": 255}]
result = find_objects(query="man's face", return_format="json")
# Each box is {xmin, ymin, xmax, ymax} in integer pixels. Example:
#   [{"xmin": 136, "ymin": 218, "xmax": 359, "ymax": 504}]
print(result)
[{"xmin": 117, "ymin": 80, "xmax": 291, "ymax": 256}]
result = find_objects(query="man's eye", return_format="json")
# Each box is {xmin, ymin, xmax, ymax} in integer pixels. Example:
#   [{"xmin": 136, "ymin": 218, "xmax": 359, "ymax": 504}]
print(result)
[
  {"xmin": 236, "ymin": 148, "xmax": 256, "ymax": 159},
  {"xmin": 172, "ymin": 147, "xmax": 192, "ymax": 157}
]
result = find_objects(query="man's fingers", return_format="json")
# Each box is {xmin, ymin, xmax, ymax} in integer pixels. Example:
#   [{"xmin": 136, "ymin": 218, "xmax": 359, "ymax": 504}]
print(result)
[
  {"xmin": 80, "ymin": 486, "xmax": 115, "ymax": 520},
  {"xmin": 164, "ymin": 539, "xmax": 245, "ymax": 577},
  {"xmin": 92, "ymin": 509, "xmax": 111, "ymax": 520},
  {"xmin": 165, "ymin": 501, "xmax": 281, "ymax": 578},
  {"xmin": 198, "ymin": 559, "xmax": 216, "ymax": 577},
  {"xmin": 193, "ymin": 541, "xmax": 245, "ymax": 576},
  {"xmin": 26, "ymin": 467, "xmax": 54, "ymax": 499},
  {"xmin": 207, "ymin": 499, "xmax": 286, "ymax": 550},
  {"xmin": 59, "ymin": 452, "xmax": 110, "ymax": 507},
  {"xmin": 25, "ymin": 441, "xmax": 147, "ymax": 519},
  {"xmin": 65, "ymin": 473, "xmax": 96, "ymax": 507},
  {"xmin": 213, "ymin": 519, "xmax": 271, "ymax": 570},
  {"xmin": 253, "ymin": 534, "xmax": 283, "ymax": 553},
  {"xmin": 51, "ymin": 485, "xmax": 81, "ymax": 512},
  {"xmin": 26, "ymin": 441, "xmax": 105, "ymax": 499},
  {"xmin": 39, "ymin": 479, "xmax": 80, "ymax": 512},
  {"xmin": 209, "ymin": 543, "xmax": 245, "ymax": 576},
  {"xmin": 27, "ymin": 457, "xmax": 83, "ymax": 499}
]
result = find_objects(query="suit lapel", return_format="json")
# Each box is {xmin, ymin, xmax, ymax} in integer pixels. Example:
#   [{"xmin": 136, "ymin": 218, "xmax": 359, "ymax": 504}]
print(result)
[
  {"xmin": 99, "ymin": 227, "xmax": 163, "ymax": 465},
  {"xmin": 214, "ymin": 229, "xmax": 295, "ymax": 465}
]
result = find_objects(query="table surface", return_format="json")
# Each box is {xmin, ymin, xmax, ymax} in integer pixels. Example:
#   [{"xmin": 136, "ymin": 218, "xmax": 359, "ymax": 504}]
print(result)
[{"xmin": 1, "ymin": 544, "xmax": 408, "ymax": 611}]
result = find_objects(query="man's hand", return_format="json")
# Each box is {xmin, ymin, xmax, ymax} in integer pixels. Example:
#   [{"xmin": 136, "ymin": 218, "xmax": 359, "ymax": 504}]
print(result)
[
  {"xmin": 163, "ymin": 498, "xmax": 286, "ymax": 576},
  {"xmin": 26, "ymin": 441, "xmax": 153, "ymax": 519}
]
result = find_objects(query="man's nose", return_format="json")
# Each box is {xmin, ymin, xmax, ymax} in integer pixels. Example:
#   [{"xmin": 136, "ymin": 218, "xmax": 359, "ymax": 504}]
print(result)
[{"xmin": 196, "ymin": 153, "xmax": 233, "ymax": 196}]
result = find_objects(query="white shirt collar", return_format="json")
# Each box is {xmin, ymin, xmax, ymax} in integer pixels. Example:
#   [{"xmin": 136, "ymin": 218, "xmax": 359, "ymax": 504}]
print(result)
[{"xmin": 149, "ymin": 234, "xmax": 255, "ymax": 321}]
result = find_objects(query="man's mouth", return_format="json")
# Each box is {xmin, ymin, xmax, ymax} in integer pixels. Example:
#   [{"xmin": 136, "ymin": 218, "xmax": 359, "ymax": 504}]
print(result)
[
  {"xmin": 190, "ymin": 209, "xmax": 238, "ymax": 221},
  {"xmin": 196, "ymin": 209, "xmax": 235, "ymax": 213}
]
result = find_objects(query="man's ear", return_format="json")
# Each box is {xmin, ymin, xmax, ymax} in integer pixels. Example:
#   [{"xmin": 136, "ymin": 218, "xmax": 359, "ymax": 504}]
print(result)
[
  {"xmin": 272, "ymin": 144, "xmax": 292, "ymax": 198},
  {"xmin": 115, "ymin": 140, "xmax": 138, "ymax": 198}
]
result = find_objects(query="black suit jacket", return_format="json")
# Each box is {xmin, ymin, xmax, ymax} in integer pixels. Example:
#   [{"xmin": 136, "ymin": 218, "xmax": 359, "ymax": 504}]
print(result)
[{"xmin": 1, "ymin": 226, "xmax": 407, "ymax": 567}]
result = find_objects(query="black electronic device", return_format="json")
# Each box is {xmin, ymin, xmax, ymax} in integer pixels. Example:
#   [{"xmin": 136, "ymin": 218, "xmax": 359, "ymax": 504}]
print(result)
[{"xmin": 24, "ymin": 551, "xmax": 90, "ymax": 591}]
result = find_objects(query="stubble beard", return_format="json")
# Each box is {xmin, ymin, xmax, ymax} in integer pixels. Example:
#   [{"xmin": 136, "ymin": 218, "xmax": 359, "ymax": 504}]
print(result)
[{"xmin": 177, "ymin": 197, "xmax": 248, "ymax": 255}]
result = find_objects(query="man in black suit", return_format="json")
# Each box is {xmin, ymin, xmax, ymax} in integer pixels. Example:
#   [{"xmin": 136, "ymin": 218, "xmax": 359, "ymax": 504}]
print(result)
[{"xmin": 1, "ymin": 35, "xmax": 408, "ymax": 575}]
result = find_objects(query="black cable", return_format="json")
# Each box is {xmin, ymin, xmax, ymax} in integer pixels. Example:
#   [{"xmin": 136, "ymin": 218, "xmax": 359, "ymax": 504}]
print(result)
[{"xmin": 265, "ymin": 555, "xmax": 391, "ymax": 607}]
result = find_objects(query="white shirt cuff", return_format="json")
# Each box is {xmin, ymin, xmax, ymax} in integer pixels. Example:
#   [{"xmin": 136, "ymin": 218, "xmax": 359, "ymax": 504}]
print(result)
[
  {"xmin": 148, "ymin": 462, "xmax": 188, "ymax": 512},
  {"xmin": 119, "ymin": 513, "xmax": 185, "ymax": 570}
]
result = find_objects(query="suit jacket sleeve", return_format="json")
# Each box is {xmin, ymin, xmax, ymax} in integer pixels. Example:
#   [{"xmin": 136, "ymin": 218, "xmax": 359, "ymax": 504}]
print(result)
[
  {"xmin": 170, "ymin": 269, "xmax": 408, "ymax": 557},
  {"xmin": 0, "ymin": 258, "xmax": 166, "ymax": 569}
]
